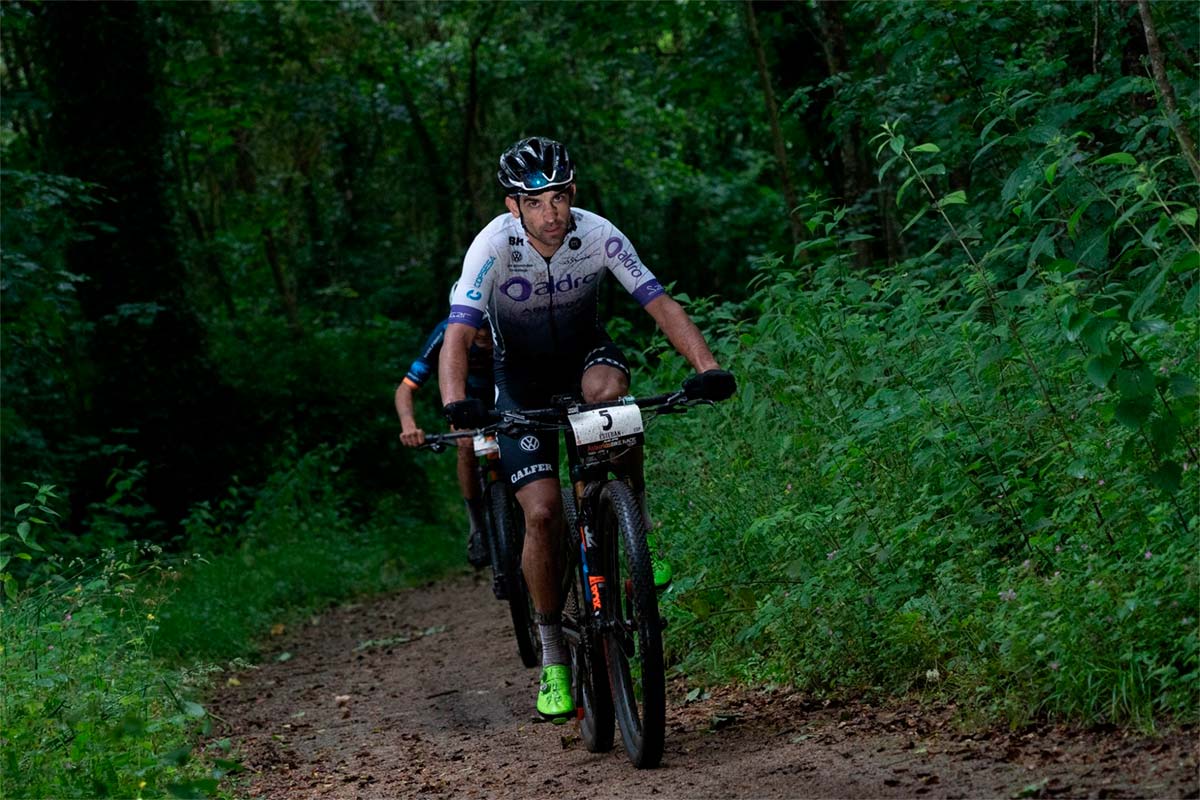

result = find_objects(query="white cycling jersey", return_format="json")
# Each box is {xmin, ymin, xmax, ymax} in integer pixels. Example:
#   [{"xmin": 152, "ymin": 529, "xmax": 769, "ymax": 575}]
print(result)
[{"xmin": 448, "ymin": 208, "xmax": 665, "ymax": 363}]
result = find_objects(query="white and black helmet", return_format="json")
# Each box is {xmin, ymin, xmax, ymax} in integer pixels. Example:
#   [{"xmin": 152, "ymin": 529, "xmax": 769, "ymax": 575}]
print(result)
[{"xmin": 497, "ymin": 136, "xmax": 575, "ymax": 195}]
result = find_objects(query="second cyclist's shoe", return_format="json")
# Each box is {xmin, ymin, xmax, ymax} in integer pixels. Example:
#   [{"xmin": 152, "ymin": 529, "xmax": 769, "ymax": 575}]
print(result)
[
  {"xmin": 646, "ymin": 533, "xmax": 673, "ymax": 590},
  {"xmin": 536, "ymin": 664, "xmax": 574, "ymax": 722},
  {"xmin": 466, "ymin": 528, "xmax": 489, "ymax": 569}
]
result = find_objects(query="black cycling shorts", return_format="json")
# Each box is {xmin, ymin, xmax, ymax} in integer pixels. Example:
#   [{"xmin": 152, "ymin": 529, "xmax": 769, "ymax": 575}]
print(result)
[{"xmin": 494, "ymin": 340, "xmax": 631, "ymax": 490}]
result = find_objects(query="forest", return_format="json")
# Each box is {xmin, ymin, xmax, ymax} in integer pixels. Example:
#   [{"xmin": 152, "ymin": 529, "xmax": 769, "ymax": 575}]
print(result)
[{"xmin": 1, "ymin": 1, "xmax": 1197, "ymax": 797}]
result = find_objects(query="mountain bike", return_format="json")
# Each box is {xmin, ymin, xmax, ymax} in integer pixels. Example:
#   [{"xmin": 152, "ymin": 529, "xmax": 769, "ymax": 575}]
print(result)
[
  {"xmin": 420, "ymin": 430, "xmax": 540, "ymax": 669},
  {"xmin": 482, "ymin": 386, "xmax": 717, "ymax": 768}
]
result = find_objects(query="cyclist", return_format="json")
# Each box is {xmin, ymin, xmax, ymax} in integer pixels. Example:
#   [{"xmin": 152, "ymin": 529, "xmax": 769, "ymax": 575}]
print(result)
[
  {"xmin": 395, "ymin": 294, "xmax": 495, "ymax": 568},
  {"xmin": 438, "ymin": 136, "xmax": 735, "ymax": 720}
]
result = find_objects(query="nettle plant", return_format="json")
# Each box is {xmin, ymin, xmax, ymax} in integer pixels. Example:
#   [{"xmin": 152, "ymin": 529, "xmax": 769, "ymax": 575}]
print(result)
[
  {"xmin": 1, "ymin": 483, "xmax": 226, "ymax": 798},
  {"xmin": 875, "ymin": 120, "xmax": 1197, "ymax": 545}
]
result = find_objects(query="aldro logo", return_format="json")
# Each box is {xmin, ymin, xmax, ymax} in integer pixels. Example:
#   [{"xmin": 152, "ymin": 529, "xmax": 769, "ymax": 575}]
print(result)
[
  {"xmin": 604, "ymin": 237, "xmax": 644, "ymax": 279},
  {"xmin": 499, "ymin": 271, "xmax": 598, "ymax": 301}
]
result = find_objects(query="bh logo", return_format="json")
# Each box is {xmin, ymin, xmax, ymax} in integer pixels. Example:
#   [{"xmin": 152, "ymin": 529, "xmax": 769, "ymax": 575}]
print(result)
[{"xmin": 519, "ymin": 435, "xmax": 540, "ymax": 452}]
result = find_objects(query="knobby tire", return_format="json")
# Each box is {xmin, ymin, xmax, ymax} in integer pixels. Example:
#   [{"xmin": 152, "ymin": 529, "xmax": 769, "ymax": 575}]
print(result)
[
  {"xmin": 599, "ymin": 480, "xmax": 665, "ymax": 768},
  {"xmin": 561, "ymin": 486, "xmax": 615, "ymax": 752},
  {"xmin": 486, "ymin": 481, "xmax": 539, "ymax": 668}
]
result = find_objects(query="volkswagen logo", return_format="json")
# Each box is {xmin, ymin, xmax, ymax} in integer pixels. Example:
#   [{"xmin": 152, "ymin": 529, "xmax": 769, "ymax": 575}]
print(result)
[{"xmin": 519, "ymin": 435, "xmax": 540, "ymax": 452}]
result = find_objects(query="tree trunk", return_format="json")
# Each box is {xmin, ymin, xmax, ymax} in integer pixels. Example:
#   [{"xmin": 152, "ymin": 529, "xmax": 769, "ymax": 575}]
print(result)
[
  {"xmin": 462, "ymin": 5, "xmax": 499, "ymax": 230},
  {"xmin": 263, "ymin": 227, "xmax": 303, "ymax": 334},
  {"xmin": 813, "ymin": 0, "xmax": 873, "ymax": 268},
  {"xmin": 743, "ymin": 0, "xmax": 803, "ymax": 249},
  {"xmin": 1136, "ymin": 0, "xmax": 1200, "ymax": 183},
  {"xmin": 40, "ymin": 0, "xmax": 242, "ymax": 533}
]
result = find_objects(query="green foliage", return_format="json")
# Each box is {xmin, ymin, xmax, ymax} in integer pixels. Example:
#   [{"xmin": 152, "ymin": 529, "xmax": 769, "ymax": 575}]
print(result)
[
  {"xmin": 647, "ymin": 63, "xmax": 1198, "ymax": 723},
  {"xmin": 154, "ymin": 443, "xmax": 462, "ymax": 662},
  {"xmin": 1, "ymin": 488, "xmax": 222, "ymax": 799},
  {"xmin": 1, "ymin": 446, "xmax": 464, "ymax": 798}
]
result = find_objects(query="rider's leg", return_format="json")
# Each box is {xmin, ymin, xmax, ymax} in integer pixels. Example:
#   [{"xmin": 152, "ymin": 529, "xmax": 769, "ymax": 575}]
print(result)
[
  {"xmin": 456, "ymin": 439, "xmax": 488, "ymax": 567},
  {"xmin": 516, "ymin": 477, "xmax": 574, "ymax": 719},
  {"xmin": 515, "ymin": 477, "xmax": 567, "ymax": 661}
]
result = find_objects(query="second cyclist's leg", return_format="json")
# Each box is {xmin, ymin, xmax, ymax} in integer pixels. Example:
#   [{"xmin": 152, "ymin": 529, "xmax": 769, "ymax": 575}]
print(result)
[
  {"xmin": 515, "ymin": 477, "xmax": 574, "ymax": 719},
  {"xmin": 457, "ymin": 441, "xmax": 489, "ymax": 567},
  {"xmin": 581, "ymin": 363, "xmax": 671, "ymax": 589}
]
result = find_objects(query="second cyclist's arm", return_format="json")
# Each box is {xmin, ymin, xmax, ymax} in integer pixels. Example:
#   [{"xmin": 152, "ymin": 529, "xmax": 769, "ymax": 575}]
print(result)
[
  {"xmin": 644, "ymin": 294, "xmax": 721, "ymax": 373},
  {"xmin": 438, "ymin": 322, "xmax": 477, "ymax": 406}
]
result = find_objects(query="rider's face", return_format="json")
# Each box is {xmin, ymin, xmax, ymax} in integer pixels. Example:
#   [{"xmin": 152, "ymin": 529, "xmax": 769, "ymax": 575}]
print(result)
[{"xmin": 506, "ymin": 185, "xmax": 574, "ymax": 256}]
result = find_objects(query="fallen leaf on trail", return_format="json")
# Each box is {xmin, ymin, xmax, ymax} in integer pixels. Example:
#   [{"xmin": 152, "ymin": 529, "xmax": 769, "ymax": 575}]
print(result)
[
  {"xmin": 271, "ymin": 623, "xmax": 286, "ymax": 636},
  {"xmin": 227, "ymin": 677, "xmax": 241, "ymax": 687},
  {"xmin": 335, "ymin": 694, "xmax": 352, "ymax": 706},
  {"xmin": 276, "ymin": 652, "xmax": 293, "ymax": 662}
]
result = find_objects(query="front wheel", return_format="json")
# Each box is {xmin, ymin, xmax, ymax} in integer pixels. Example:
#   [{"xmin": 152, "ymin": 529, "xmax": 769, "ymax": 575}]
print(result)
[
  {"xmin": 486, "ymin": 481, "xmax": 539, "ymax": 668},
  {"xmin": 598, "ymin": 480, "xmax": 665, "ymax": 768},
  {"xmin": 561, "ymin": 486, "xmax": 614, "ymax": 752}
]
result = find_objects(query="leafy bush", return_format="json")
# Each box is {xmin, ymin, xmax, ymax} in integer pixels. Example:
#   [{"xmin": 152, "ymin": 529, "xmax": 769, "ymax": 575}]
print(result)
[
  {"xmin": 2, "ymin": 444, "xmax": 464, "ymax": 798},
  {"xmin": 645, "ymin": 118, "xmax": 1198, "ymax": 726}
]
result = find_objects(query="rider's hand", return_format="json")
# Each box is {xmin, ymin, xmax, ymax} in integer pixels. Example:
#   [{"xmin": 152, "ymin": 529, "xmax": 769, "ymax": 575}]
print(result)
[
  {"xmin": 683, "ymin": 369, "xmax": 737, "ymax": 401},
  {"xmin": 443, "ymin": 398, "xmax": 489, "ymax": 429},
  {"xmin": 399, "ymin": 426, "xmax": 426, "ymax": 448}
]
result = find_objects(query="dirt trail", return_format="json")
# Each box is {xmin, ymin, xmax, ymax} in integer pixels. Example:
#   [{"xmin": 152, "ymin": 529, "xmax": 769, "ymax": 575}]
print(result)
[{"xmin": 210, "ymin": 574, "xmax": 1197, "ymax": 799}]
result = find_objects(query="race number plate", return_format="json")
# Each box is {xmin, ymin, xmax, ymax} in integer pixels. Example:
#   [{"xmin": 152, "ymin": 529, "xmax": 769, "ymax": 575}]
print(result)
[{"xmin": 568, "ymin": 404, "xmax": 645, "ymax": 459}]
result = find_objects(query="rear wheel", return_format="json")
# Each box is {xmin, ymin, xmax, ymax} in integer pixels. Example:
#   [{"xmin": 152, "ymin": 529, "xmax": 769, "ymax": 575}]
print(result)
[
  {"xmin": 599, "ymin": 479, "xmax": 665, "ymax": 768},
  {"xmin": 561, "ymin": 486, "xmax": 614, "ymax": 752},
  {"xmin": 486, "ymin": 481, "xmax": 539, "ymax": 668}
]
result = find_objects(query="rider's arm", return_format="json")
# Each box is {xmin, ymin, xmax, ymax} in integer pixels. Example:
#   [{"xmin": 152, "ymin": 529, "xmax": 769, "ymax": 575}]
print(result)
[
  {"xmin": 394, "ymin": 379, "xmax": 426, "ymax": 447},
  {"xmin": 643, "ymin": 294, "xmax": 722, "ymax": 373},
  {"xmin": 438, "ymin": 322, "xmax": 476, "ymax": 406}
]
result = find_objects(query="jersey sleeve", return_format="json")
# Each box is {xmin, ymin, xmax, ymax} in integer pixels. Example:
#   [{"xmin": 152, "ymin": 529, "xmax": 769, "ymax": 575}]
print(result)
[
  {"xmin": 402, "ymin": 318, "xmax": 449, "ymax": 389},
  {"xmin": 449, "ymin": 232, "xmax": 501, "ymax": 328},
  {"xmin": 601, "ymin": 223, "xmax": 665, "ymax": 307}
]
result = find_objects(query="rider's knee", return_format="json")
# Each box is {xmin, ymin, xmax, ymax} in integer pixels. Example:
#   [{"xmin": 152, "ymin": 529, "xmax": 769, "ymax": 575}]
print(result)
[
  {"xmin": 581, "ymin": 364, "xmax": 629, "ymax": 404},
  {"xmin": 519, "ymin": 486, "xmax": 562, "ymax": 534}
]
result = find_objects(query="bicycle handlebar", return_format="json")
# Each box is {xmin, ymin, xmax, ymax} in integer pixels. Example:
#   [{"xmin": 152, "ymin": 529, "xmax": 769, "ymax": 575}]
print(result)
[{"xmin": 419, "ymin": 387, "xmax": 716, "ymax": 449}]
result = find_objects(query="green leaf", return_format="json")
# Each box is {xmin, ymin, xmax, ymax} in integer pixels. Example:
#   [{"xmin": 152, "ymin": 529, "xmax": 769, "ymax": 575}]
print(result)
[
  {"xmin": 17, "ymin": 522, "xmax": 30, "ymax": 541},
  {"xmin": 13, "ymin": 503, "xmax": 30, "ymax": 515},
  {"xmin": 1081, "ymin": 317, "xmax": 1117, "ymax": 355},
  {"xmin": 1086, "ymin": 353, "xmax": 1119, "ymax": 388},
  {"xmin": 1169, "ymin": 373, "xmax": 1197, "ymax": 398},
  {"xmin": 911, "ymin": 142, "xmax": 941, "ymax": 153},
  {"xmin": 940, "ymin": 190, "xmax": 968, "ymax": 207},
  {"xmin": 1150, "ymin": 417, "xmax": 1180, "ymax": 452},
  {"xmin": 1172, "ymin": 208, "xmax": 1197, "ymax": 227},
  {"xmin": 183, "ymin": 700, "xmax": 207, "ymax": 718},
  {"xmin": 160, "ymin": 746, "xmax": 193, "ymax": 767},
  {"xmin": 1116, "ymin": 365, "xmax": 1154, "ymax": 399},
  {"xmin": 1044, "ymin": 160, "xmax": 1059, "ymax": 185},
  {"xmin": 1171, "ymin": 250, "xmax": 1199, "ymax": 274},
  {"xmin": 1063, "ymin": 309, "xmax": 1090, "ymax": 341},
  {"xmin": 1092, "ymin": 152, "xmax": 1137, "ymax": 166},
  {"xmin": 1149, "ymin": 461, "xmax": 1182, "ymax": 494},
  {"xmin": 902, "ymin": 206, "xmax": 929, "ymax": 233},
  {"xmin": 1114, "ymin": 397, "xmax": 1152, "ymax": 430},
  {"xmin": 1130, "ymin": 318, "xmax": 1169, "ymax": 335}
]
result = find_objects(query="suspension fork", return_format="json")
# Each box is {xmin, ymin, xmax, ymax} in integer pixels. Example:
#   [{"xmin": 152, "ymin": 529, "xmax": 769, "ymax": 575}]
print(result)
[{"xmin": 572, "ymin": 467, "xmax": 607, "ymax": 620}]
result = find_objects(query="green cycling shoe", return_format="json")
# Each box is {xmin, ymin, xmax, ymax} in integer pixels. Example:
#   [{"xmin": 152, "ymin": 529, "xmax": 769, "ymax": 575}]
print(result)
[
  {"xmin": 536, "ymin": 664, "xmax": 574, "ymax": 722},
  {"xmin": 646, "ymin": 533, "xmax": 673, "ymax": 590}
]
